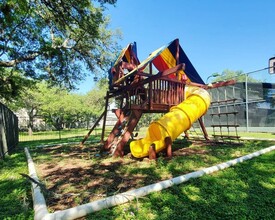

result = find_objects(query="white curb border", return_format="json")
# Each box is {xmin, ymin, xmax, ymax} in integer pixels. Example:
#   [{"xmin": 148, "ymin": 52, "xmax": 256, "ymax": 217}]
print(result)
[
  {"xmin": 25, "ymin": 145, "xmax": 275, "ymax": 220},
  {"xmin": 24, "ymin": 147, "xmax": 49, "ymax": 219}
]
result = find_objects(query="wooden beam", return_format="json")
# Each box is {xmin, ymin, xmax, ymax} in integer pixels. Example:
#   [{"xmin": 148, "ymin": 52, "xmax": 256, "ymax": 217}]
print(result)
[
  {"xmin": 205, "ymin": 80, "xmax": 236, "ymax": 89},
  {"xmin": 80, "ymin": 111, "xmax": 105, "ymax": 146},
  {"xmin": 101, "ymin": 92, "xmax": 110, "ymax": 143}
]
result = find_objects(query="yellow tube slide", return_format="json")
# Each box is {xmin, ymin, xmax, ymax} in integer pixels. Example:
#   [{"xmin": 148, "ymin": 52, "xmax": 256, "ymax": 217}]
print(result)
[{"xmin": 130, "ymin": 86, "xmax": 211, "ymax": 158}]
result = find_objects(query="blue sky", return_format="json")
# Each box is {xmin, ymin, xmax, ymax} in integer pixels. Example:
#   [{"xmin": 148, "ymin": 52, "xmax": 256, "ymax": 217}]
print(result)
[{"xmin": 77, "ymin": 0, "xmax": 275, "ymax": 93}]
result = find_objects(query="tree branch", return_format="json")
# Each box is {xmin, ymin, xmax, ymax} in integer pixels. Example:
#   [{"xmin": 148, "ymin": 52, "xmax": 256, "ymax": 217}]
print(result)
[
  {"xmin": 0, "ymin": 52, "xmax": 40, "ymax": 67},
  {"xmin": 59, "ymin": 38, "xmax": 73, "ymax": 49}
]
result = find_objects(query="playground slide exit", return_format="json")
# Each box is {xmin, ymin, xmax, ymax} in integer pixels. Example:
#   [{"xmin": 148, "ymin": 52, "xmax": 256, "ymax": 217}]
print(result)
[{"xmin": 130, "ymin": 86, "xmax": 211, "ymax": 158}]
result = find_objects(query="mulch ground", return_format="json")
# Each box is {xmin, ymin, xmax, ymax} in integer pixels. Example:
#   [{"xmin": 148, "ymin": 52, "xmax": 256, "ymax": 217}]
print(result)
[{"xmin": 34, "ymin": 139, "xmax": 217, "ymax": 212}]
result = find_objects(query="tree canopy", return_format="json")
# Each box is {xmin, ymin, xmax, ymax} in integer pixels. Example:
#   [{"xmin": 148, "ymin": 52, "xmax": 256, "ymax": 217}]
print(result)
[
  {"xmin": 14, "ymin": 80, "xmax": 107, "ymax": 133},
  {"xmin": 0, "ymin": 0, "xmax": 119, "ymax": 100},
  {"xmin": 210, "ymin": 69, "xmax": 260, "ymax": 83}
]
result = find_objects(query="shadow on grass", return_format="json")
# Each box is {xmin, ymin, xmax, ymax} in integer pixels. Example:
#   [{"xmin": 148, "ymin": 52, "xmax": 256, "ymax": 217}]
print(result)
[
  {"xmin": 27, "ymin": 139, "xmax": 275, "ymax": 219},
  {"xmin": 37, "ymin": 158, "xmax": 151, "ymax": 211},
  {"xmin": 89, "ymin": 147, "xmax": 275, "ymax": 220},
  {"xmin": 145, "ymin": 151, "xmax": 275, "ymax": 220},
  {"xmin": 30, "ymin": 140, "xmax": 192, "ymax": 211},
  {"xmin": 0, "ymin": 149, "xmax": 34, "ymax": 219}
]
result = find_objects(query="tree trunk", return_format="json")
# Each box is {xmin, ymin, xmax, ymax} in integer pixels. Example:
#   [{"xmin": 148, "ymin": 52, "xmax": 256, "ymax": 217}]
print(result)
[
  {"xmin": 28, "ymin": 126, "xmax": 33, "ymax": 136},
  {"xmin": 28, "ymin": 117, "xmax": 33, "ymax": 136},
  {"xmin": 27, "ymin": 108, "xmax": 36, "ymax": 136},
  {"xmin": 86, "ymin": 117, "xmax": 90, "ymax": 130}
]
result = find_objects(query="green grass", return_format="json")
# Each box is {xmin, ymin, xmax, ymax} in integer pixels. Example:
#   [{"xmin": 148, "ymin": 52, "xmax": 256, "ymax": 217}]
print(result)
[
  {"xmin": 19, "ymin": 128, "xmax": 94, "ymax": 142},
  {"xmin": 0, "ymin": 149, "xmax": 34, "ymax": 219},
  {"xmin": 19, "ymin": 136, "xmax": 100, "ymax": 148},
  {"xmin": 19, "ymin": 127, "xmax": 113, "ymax": 142},
  {"xmin": 89, "ymin": 147, "xmax": 275, "ymax": 220},
  {"xmin": 186, "ymin": 128, "xmax": 275, "ymax": 140},
  {"xmin": 18, "ymin": 126, "xmax": 275, "ymax": 144},
  {"xmin": 238, "ymin": 131, "xmax": 275, "ymax": 139},
  {"xmin": 1, "ymin": 135, "xmax": 275, "ymax": 219}
]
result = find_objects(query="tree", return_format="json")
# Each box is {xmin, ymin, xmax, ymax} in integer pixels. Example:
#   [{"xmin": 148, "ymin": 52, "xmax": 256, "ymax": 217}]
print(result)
[
  {"xmin": 5, "ymin": 80, "xmax": 45, "ymax": 135},
  {"xmin": 137, "ymin": 113, "xmax": 163, "ymax": 131},
  {"xmin": 16, "ymin": 81, "xmax": 61, "ymax": 134},
  {"xmin": 22, "ymin": 82, "xmax": 85, "ymax": 131},
  {"xmin": 211, "ymin": 69, "xmax": 260, "ymax": 83},
  {"xmin": 0, "ymin": 0, "xmax": 119, "ymax": 100},
  {"xmin": 14, "ymin": 80, "xmax": 108, "ymax": 133},
  {"xmin": 0, "ymin": 67, "xmax": 34, "ymax": 103},
  {"xmin": 83, "ymin": 78, "xmax": 108, "ymax": 128}
]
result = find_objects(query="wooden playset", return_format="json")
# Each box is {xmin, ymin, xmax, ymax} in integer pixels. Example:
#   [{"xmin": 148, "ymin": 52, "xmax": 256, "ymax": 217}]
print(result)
[{"xmin": 81, "ymin": 39, "xmax": 239, "ymax": 158}]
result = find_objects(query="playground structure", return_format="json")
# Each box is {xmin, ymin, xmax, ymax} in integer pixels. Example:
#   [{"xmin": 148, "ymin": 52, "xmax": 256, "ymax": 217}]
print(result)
[
  {"xmin": 130, "ymin": 86, "xmax": 211, "ymax": 158},
  {"xmin": 81, "ymin": 39, "xmax": 239, "ymax": 158}
]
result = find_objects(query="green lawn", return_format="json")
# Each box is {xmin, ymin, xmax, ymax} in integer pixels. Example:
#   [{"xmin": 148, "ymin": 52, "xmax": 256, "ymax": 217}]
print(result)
[
  {"xmin": 186, "ymin": 128, "xmax": 275, "ymax": 140},
  {"xmin": 108, "ymin": 150, "xmax": 274, "ymax": 220},
  {"xmin": 0, "ymin": 135, "xmax": 274, "ymax": 219},
  {"xmin": 0, "ymin": 150, "xmax": 34, "ymax": 219},
  {"xmin": 19, "ymin": 128, "xmax": 95, "ymax": 142},
  {"xmin": 18, "ymin": 126, "xmax": 275, "ymax": 143},
  {"xmin": 91, "ymin": 150, "xmax": 275, "ymax": 220},
  {"xmin": 19, "ymin": 127, "xmax": 114, "ymax": 142}
]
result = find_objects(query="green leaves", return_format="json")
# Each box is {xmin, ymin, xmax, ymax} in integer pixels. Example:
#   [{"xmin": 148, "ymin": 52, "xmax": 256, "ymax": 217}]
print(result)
[
  {"xmin": 0, "ymin": 0, "xmax": 119, "ymax": 99},
  {"xmin": 211, "ymin": 69, "xmax": 260, "ymax": 83},
  {"xmin": 11, "ymin": 80, "xmax": 108, "ymax": 131},
  {"xmin": 0, "ymin": 67, "xmax": 35, "ymax": 103}
]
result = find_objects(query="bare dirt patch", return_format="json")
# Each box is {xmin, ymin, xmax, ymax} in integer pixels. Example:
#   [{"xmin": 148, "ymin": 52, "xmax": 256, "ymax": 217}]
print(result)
[{"xmin": 33, "ymin": 140, "xmax": 216, "ymax": 212}]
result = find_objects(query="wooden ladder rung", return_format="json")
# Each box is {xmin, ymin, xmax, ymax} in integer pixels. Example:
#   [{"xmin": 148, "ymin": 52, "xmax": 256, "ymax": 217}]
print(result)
[
  {"xmin": 210, "ymin": 111, "xmax": 238, "ymax": 116},
  {"xmin": 211, "ymin": 98, "xmax": 238, "ymax": 104},
  {"xmin": 211, "ymin": 124, "xmax": 239, "ymax": 128},
  {"xmin": 212, "ymin": 135, "xmax": 240, "ymax": 139}
]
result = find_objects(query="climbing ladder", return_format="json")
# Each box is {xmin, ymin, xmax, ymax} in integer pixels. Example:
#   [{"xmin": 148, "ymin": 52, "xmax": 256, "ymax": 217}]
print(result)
[
  {"xmin": 208, "ymin": 83, "xmax": 240, "ymax": 143},
  {"xmin": 102, "ymin": 109, "xmax": 142, "ymax": 157}
]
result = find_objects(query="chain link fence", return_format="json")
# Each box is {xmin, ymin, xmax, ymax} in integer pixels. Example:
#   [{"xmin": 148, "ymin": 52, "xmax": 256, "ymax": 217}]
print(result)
[
  {"xmin": 18, "ymin": 117, "xmax": 98, "ymax": 142},
  {"xmin": 204, "ymin": 82, "xmax": 275, "ymax": 133},
  {"xmin": 17, "ymin": 82, "xmax": 275, "ymax": 143},
  {"xmin": 17, "ymin": 109, "xmax": 117, "ymax": 142}
]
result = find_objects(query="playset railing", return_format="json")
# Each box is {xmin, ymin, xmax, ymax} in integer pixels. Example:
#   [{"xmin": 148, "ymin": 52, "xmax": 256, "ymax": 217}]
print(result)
[{"xmin": 109, "ymin": 63, "xmax": 186, "ymax": 112}]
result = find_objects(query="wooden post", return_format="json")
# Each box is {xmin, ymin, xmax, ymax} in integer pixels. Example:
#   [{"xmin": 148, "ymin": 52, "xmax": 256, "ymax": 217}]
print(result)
[
  {"xmin": 149, "ymin": 144, "xmax": 157, "ymax": 160},
  {"xmin": 101, "ymin": 92, "xmax": 109, "ymax": 143},
  {"xmin": 198, "ymin": 117, "xmax": 209, "ymax": 140},
  {"xmin": 80, "ymin": 111, "xmax": 106, "ymax": 146},
  {"xmin": 176, "ymin": 39, "xmax": 179, "ymax": 65},
  {"xmin": 165, "ymin": 137, "xmax": 172, "ymax": 159}
]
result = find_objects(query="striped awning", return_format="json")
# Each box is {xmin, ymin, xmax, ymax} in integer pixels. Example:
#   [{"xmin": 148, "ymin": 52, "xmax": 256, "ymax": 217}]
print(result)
[
  {"xmin": 112, "ymin": 39, "xmax": 204, "ymax": 85},
  {"xmin": 152, "ymin": 39, "xmax": 204, "ymax": 84}
]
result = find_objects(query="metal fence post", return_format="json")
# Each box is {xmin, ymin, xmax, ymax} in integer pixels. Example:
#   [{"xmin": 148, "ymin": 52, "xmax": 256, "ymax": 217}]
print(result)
[{"xmin": 245, "ymin": 74, "xmax": 249, "ymax": 132}]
